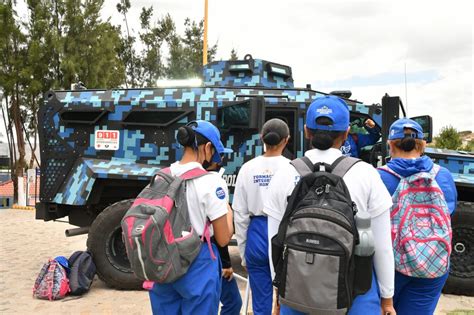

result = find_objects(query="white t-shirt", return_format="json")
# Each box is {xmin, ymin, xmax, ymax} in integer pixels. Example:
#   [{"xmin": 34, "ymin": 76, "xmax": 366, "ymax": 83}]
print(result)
[
  {"xmin": 169, "ymin": 161, "xmax": 229, "ymax": 236},
  {"xmin": 232, "ymin": 155, "xmax": 290, "ymax": 265},
  {"xmin": 263, "ymin": 148, "xmax": 395, "ymax": 298}
]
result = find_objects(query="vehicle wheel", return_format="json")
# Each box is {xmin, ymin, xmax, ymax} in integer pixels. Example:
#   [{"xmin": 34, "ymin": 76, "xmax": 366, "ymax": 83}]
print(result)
[
  {"xmin": 87, "ymin": 199, "xmax": 142, "ymax": 290},
  {"xmin": 443, "ymin": 201, "xmax": 474, "ymax": 296}
]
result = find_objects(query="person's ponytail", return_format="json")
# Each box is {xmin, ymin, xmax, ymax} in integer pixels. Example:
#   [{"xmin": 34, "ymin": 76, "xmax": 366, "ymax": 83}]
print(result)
[
  {"xmin": 177, "ymin": 126, "xmax": 195, "ymax": 146},
  {"xmin": 261, "ymin": 118, "xmax": 289, "ymax": 147},
  {"xmin": 309, "ymin": 117, "xmax": 346, "ymax": 150},
  {"xmin": 312, "ymin": 133, "xmax": 334, "ymax": 150},
  {"xmin": 399, "ymin": 136, "xmax": 416, "ymax": 152},
  {"xmin": 262, "ymin": 131, "xmax": 282, "ymax": 146}
]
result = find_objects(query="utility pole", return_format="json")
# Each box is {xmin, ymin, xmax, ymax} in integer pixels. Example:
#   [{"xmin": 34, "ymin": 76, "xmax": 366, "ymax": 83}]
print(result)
[{"xmin": 203, "ymin": 0, "xmax": 208, "ymax": 65}]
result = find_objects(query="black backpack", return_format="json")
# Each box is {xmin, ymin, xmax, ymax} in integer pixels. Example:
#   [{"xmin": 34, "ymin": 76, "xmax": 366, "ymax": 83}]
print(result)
[
  {"xmin": 272, "ymin": 156, "xmax": 373, "ymax": 314},
  {"xmin": 68, "ymin": 251, "xmax": 96, "ymax": 295}
]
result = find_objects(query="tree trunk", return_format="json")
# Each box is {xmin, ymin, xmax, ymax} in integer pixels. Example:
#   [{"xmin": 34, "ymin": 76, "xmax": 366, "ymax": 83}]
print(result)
[
  {"xmin": 5, "ymin": 95, "xmax": 18, "ymax": 202},
  {"xmin": 29, "ymin": 128, "xmax": 38, "ymax": 169},
  {"xmin": 28, "ymin": 98, "xmax": 38, "ymax": 169},
  {"xmin": 12, "ymin": 86, "xmax": 26, "ymax": 205}
]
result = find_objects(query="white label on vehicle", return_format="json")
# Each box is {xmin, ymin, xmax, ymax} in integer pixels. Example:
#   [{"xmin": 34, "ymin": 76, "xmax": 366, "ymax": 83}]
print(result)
[
  {"xmin": 94, "ymin": 130, "xmax": 120, "ymax": 150},
  {"xmin": 222, "ymin": 174, "xmax": 237, "ymax": 187}
]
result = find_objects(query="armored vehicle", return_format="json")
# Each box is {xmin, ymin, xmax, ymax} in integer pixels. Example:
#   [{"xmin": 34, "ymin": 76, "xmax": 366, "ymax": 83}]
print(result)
[{"xmin": 36, "ymin": 55, "xmax": 474, "ymax": 294}]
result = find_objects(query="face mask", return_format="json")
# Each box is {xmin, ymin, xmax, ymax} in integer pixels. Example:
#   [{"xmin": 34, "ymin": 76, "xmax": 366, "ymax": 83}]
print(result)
[{"xmin": 202, "ymin": 159, "xmax": 212, "ymax": 170}]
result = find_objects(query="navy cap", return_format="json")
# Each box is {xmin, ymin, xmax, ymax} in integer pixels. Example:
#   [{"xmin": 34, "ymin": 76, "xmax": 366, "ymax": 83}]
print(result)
[
  {"xmin": 306, "ymin": 95, "xmax": 350, "ymax": 131},
  {"xmin": 190, "ymin": 120, "xmax": 233, "ymax": 163},
  {"xmin": 388, "ymin": 118, "xmax": 424, "ymax": 140}
]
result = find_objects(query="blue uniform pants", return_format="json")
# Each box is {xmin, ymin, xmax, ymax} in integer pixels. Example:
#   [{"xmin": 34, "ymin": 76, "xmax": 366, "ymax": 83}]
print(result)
[
  {"xmin": 280, "ymin": 270, "xmax": 381, "ymax": 315},
  {"xmin": 393, "ymin": 271, "xmax": 448, "ymax": 315},
  {"xmin": 149, "ymin": 243, "xmax": 222, "ymax": 315},
  {"xmin": 245, "ymin": 216, "xmax": 273, "ymax": 315},
  {"xmin": 220, "ymin": 276, "xmax": 243, "ymax": 315}
]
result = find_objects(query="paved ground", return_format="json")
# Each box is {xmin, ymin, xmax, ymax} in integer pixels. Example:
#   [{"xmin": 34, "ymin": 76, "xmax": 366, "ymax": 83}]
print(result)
[{"xmin": 0, "ymin": 208, "xmax": 473, "ymax": 314}]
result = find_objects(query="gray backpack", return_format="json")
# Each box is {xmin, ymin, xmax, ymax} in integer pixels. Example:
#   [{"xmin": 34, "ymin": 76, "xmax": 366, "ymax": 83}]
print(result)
[
  {"xmin": 121, "ymin": 167, "xmax": 213, "ymax": 284},
  {"xmin": 272, "ymin": 156, "xmax": 373, "ymax": 314}
]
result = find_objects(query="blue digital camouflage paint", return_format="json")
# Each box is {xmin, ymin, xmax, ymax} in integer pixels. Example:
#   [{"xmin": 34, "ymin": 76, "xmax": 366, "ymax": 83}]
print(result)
[{"xmin": 36, "ymin": 55, "xmax": 473, "ymax": 224}]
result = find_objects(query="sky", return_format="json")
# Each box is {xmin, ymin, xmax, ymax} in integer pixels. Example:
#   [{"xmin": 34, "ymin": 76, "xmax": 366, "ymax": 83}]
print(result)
[
  {"xmin": 102, "ymin": 0, "xmax": 473, "ymax": 134},
  {"xmin": 2, "ymin": 0, "xmax": 473, "ymax": 148}
]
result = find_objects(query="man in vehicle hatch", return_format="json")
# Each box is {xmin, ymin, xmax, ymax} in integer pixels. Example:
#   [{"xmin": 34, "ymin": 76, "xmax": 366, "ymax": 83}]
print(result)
[{"xmin": 341, "ymin": 118, "xmax": 381, "ymax": 158}]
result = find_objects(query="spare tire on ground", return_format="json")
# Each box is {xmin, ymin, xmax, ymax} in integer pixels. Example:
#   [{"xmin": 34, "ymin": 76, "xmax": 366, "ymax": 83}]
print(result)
[
  {"xmin": 87, "ymin": 199, "xmax": 142, "ymax": 290},
  {"xmin": 443, "ymin": 201, "xmax": 474, "ymax": 296}
]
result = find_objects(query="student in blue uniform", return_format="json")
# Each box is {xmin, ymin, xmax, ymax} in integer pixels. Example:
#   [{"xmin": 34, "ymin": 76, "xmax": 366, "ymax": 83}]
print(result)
[
  {"xmin": 378, "ymin": 118, "xmax": 457, "ymax": 315},
  {"xmin": 233, "ymin": 118, "xmax": 291, "ymax": 315},
  {"xmin": 341, "ymin": 118, "xmax": 380, "ymax": 157},
  {"xmin": 148, "ymin": 120, "xmax": 234, "ymax": 315},
  {"xmin": 217, "ymin": 244, "xmax": 243, "ymax": 315}
]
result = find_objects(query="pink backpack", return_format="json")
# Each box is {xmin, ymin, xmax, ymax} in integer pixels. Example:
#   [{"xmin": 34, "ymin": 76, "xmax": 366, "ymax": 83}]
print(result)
[
  {"xmin": 122, "ymin": 167, "xmax": 215, "ymax": 285},
  {"xmin": 33, "ymin": 259, "xmax": 70, "ymax": 300},
  {"xmin": 380, "ymin": 164, "xmax": 452, "ymax": 278}
]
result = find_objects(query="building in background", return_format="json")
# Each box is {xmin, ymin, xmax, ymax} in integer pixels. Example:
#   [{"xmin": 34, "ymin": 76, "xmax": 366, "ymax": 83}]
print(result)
[{"xmin": 0, "ymin": 175, "xmax": 40, "ymax": 208}]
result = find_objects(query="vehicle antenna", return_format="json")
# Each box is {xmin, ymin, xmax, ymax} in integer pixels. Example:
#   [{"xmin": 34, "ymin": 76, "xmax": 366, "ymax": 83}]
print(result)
[{"xmin": 405, "ymin": 62, "xmax": 408, "ymax": 114}]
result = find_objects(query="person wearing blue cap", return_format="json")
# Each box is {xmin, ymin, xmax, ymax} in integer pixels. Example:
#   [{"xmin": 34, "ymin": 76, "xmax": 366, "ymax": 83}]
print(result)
[
  {"xmin": 341, "ymin": 118, "xmax": 381, "ymax": 158},
  {"xmin": 148, "ymin": 120, "xmax": 234, "ymax": 315},
  {"xmin": 264, "ymin": 95, "xmax": 396, "ymax": 315},
  {"xmin": 378, "ymin": 118, "xmax": 457, "ymax": 315}
]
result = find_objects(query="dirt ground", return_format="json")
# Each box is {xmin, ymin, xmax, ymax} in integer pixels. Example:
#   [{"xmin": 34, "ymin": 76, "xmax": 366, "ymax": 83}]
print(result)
[{"xmin": 0, "ymin": 208, "xmax": 473, "ymax": 315}]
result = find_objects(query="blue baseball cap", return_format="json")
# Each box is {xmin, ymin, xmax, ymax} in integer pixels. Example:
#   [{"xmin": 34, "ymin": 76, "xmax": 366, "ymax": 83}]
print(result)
[
  {"xmin": 388, "ymin": 118, "xmax": 424, "ymax": 140},
  {"xmin": 306, "ymin": 95, "xmax": 350, "ymax": 131},
  {"xmin": 54, "ymin": 256, "xmax": 70, "ymax": 272},
  {"xmin": 190, "ymin": 120, "xmax": 233, "ymax": 163}
]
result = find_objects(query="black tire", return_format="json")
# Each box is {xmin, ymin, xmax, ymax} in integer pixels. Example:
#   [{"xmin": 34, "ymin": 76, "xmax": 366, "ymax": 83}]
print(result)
[
  {"xmin": 443, "ymin": 201, "xmax": 474, "ymax": 296},
  {"xmin": 87, "ymin": 199, "xmax": 142, "ymax": 290}
]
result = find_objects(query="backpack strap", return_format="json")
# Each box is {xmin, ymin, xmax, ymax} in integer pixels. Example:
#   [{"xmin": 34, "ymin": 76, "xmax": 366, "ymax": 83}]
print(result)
[
  {"xmin": 161, "ymin": 167, "xmax": 171, "ymax": 175},
  {"xmin": 167, "ymin": 167, "xmax": 209, "ymax": 199},
  {"xmin": 150, "ymin": 167, "xmax": 209, "ymax": 200},
  {"xmin": 201, "ymin": 221, "xmax": 217, "ymax": 260},
  {"xmin": 150, "ymin": 168, "xmax": 174, "ymax": 186},
  {"xmin": 331, "ymin": 156, "xmax": 361, "ymax": 178},
  {"xmin": 429, "ymin": 164, "xmax": 441, "ymax": 178},
  {"xmin": 290, "ymin": 156, "xmax": 314, "ymax": 177},
  {"xmin": 377, "ymin": 165, "xmax": 402, "ymax": 179},
  {"xmin": 180, "ymin": 168, "xmax": 208, "ymax": 180},
  {"xmin": 180, "ymin": 168, "xmax": 216, "ymax": 260}
]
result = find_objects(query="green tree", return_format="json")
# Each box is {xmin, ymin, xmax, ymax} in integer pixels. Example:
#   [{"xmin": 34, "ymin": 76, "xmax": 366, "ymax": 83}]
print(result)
[
  {"xmin": 166, "ymin": 18, "xmax": 217, "ymax": 79},
  {"xmin": 138, "ymin": 9, "xmax": 174, "ymax": 87},
  {"xmin": 1, "ymin": 0, "xmax": 126, "ymax": 202},
  {"xmin": 0, "ymin": 1, "xmax": 28, "ymax": 202},
  {"xmin": 459, "ymin": 139, "xmax": 474, "ymax": 152},
  {"xmin": 50, "ymin": 0, "xmax": 65, "ymax": 89},
  {"xmin": 61, "ymin": 0, "xmax": 125, "ymax": 89},
  {"xmin": 116, "ymin": 0, "xmax": 138, "ymax": 88},
  {"xmin": 435, "ymin": 126, "xmax": 462, "ymax": 150},
  {"xmin": 230, "ymin": 48, "xmax": 238, "ymax": 61},
  {"xmin": 24, "ymin": 0, "xmax": 57, "ymax": 167}
]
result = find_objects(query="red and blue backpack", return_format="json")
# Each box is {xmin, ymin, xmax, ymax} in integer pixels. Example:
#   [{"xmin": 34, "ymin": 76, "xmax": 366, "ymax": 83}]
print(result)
[
  {"xmin": 379, "ymin": 164, "xmax": 452, "ymax": 278},
  {"xmin": 33, "ymin": 258, "xmax": 70, "ymax": 300}
]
